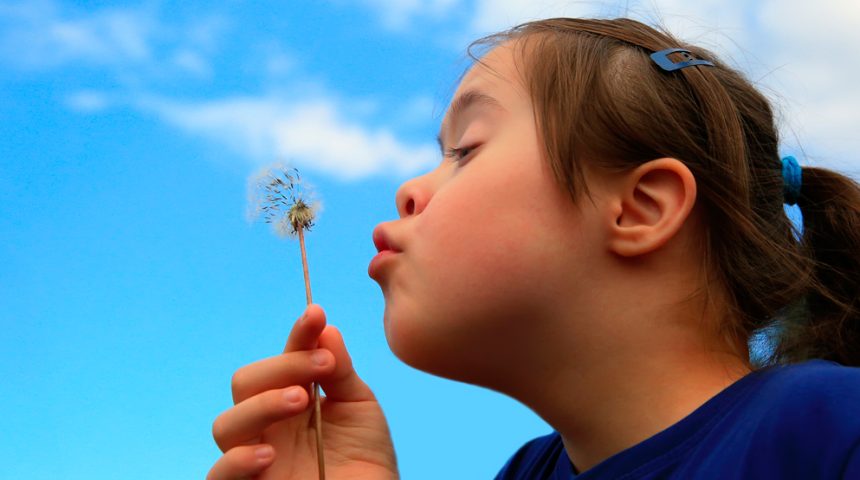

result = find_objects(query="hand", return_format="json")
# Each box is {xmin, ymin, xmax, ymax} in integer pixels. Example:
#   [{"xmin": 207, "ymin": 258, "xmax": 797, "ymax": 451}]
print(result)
[{"xmin": 208, "ymin": 305, "xmax": 399, "ymax": 479}]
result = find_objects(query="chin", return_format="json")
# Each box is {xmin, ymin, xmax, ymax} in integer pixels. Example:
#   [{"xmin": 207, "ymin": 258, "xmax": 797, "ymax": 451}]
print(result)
[
  {"xmin": 384, "ymin": 305, "xmax": 446, "ymax": 371},
  {"xmin": 382, "ymin": 303, "xmax": 428, "ymax": 368},
  {"xmin": 383, "ymin": 303, "xmax": 511, "ymax": 389}
]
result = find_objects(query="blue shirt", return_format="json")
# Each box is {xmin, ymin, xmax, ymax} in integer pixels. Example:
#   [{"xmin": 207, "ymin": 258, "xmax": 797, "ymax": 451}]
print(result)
[{"xmin": 495, "ymin": 360, "xmax": 860, "ymax": 479}]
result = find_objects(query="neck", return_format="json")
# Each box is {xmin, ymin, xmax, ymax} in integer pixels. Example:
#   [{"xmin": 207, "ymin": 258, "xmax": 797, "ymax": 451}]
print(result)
[
  {"xmin": 501, "ymin": 272, "xmax": 752, "ymax": 473},
  {"xmin": 553, "ymin": 345, "xmax": 749, "ymax": 472}
]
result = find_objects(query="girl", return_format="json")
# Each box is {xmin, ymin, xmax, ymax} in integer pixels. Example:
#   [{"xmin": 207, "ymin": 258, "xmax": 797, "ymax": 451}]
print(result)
[{"xmin": 207, "ymin": 18, "xmax": 860, "ymax": 479}]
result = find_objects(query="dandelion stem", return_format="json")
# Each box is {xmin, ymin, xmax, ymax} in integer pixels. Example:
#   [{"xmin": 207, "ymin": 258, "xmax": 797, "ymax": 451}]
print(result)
[
  {"xmin": 250, "ymin": 165, "xmax": 324, "ymax": 479},
  {"xmin": 297, "ymin": 226, "xmax": 313, "ymax": 305},
  {"xmin": 298, "ymin": 225, "xmax": 325, "ymax": 480}
]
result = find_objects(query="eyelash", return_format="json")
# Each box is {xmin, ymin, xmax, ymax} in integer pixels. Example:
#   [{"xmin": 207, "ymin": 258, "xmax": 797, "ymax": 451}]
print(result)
[{"xmin": 444, "ymin": 145, "xmax": 476, "ymax": 163}]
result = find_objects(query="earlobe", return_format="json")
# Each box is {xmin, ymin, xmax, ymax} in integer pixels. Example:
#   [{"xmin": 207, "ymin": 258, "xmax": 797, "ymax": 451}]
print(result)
[{"xmin": 608, "ymin": 158, "xmax": 697, "ymax": 257}]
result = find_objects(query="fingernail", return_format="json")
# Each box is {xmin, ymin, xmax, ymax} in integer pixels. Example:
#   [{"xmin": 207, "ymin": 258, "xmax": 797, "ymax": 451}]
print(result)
[
  {"xmin": 283, "ymin": 387, "xmax": 302, "ymax": 404},
  {"xmin": 311, "ymin": 350, "xmax": 329, "ymax": 366},
  {"xmin": 255, "ymin": 445, "xmax": 274, "ymax": 460}
]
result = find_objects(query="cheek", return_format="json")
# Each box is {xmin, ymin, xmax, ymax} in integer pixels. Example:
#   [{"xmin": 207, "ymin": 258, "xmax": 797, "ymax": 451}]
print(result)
[
  {"xmin": 416, "ymin": 178, "xmax": 538, "ymax": 292},
  {"xmin": 414, "ymin": 157, "xmax": 578, "ymax": 289},
  {"xmin": 384, "ymin": 175, "xmax": 571, "ymax": 377}
]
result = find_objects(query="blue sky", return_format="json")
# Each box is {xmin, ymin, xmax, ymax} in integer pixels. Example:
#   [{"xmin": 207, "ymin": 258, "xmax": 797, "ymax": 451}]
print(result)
[{"xmin": 2, "ymin": 1, "xmax": 859, "ymax": 478}]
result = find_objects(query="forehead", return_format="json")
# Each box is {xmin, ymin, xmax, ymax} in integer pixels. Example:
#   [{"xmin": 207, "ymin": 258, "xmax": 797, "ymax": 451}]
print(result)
[
  {"xmin": 440, "ymin": 43, "xmax": 528, "ymax": 129},
  {"xmin": 455, "ymin": 42, "xmax": 523, "ymax": 98}
]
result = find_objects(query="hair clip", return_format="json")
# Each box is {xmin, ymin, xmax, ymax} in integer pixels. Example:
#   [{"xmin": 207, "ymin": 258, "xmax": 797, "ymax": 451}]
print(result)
[{"xmin": 650, "ymin": 48, "xmax": 714, "ymax": 72}]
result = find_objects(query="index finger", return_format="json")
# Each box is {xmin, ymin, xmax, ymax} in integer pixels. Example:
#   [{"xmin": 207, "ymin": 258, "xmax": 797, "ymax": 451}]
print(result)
[{"xmin": 283, "ymin": 304, "xmax": 327, "ymax": 353}]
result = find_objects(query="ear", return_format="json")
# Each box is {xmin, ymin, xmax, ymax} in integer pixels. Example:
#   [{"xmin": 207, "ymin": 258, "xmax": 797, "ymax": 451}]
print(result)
[{"xmin": 607, "ymin": 158, "xmax": 697, "ymax": 257}]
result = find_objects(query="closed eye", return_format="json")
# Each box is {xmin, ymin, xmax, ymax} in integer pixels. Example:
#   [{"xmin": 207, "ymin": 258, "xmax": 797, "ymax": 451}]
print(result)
[{"xmin": 444, "ymin": 145, "xmax": 477, "ymax": 163}]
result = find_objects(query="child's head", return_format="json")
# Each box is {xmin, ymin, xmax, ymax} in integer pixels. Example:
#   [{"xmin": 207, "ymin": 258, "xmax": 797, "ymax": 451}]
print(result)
[
  {"xmin": 467, "ymin": 18, "xmax": 798, "ymax": 361},
  {"xmin": 371, "ymin": 18, "xmax": 860, "ymax": 387},
  {"xmin": 372, "ymin": 40, "xmax": 599, "ymax": 388},
  {"xmin": 475, "ymin": 18, "xmax": 860, "ymax": 368}
]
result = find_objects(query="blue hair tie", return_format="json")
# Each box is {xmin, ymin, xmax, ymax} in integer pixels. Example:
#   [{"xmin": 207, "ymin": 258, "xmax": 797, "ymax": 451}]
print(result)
[{"xmin": 781, "ymin": 156, "xmax": 802, "ymax": 205}]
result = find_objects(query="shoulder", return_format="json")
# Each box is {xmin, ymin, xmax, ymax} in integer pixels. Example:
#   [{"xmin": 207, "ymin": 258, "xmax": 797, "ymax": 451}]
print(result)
[
  {"xmin": 755, "ymin": 360, "xmax": 860, "ymax": 419},
  {"xmin": 649, "ymin": 361, "xmax": 860, "ymax": 478},
  {"xmin": 494, "ymin": 431, "xmax": 567, "ymax": 480},
  {"xmin": 740, "ymin": 360, "xmax": 860, "ymax": 473}
]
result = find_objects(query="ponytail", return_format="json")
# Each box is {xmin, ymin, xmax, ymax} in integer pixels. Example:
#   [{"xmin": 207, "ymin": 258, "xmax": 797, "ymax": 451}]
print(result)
[{"xmin": 774, "ymin": 167, "xmax": 860, "ymax": 366}]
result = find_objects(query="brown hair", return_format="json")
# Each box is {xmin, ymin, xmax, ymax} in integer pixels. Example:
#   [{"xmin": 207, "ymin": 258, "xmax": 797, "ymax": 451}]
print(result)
[{"xmin": 470, "ymin": 18, "xmax": 860, "ymax": 367}]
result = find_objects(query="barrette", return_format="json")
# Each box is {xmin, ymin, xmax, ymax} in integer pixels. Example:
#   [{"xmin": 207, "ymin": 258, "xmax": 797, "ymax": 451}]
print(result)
[{"xmin": 650, "ymin": 48, "xmax": 714, "ymax": 72}]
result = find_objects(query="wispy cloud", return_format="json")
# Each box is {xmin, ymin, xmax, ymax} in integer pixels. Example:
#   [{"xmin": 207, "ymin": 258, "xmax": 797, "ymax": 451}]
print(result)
[
  {"xmin": 0, "ymin": 0, "xmax": 223, "ymax": 79},
  {"xmin": 3, "ymin": 0, "xmax": 438, "ymax": 181},
  {"xmin": 469, "ymin": 0, "xmax": 593, "ymax": 34},
  {"xmin": 64, "ymin": 90, "xmax": 112, "ymax": 113},
  {"xmin": 0, "ymin": 0, "xmax": 154, "ymax": 68},
  {"xmin": 138, "ymin": 94, "xmax": 438, "ymax": 180},
  {"xmin": 754, "ymin": 0, "xmax": 860, "ymax": 169},
  {"xmin": 171, "ymin": 49, "xmax": 212, "ymax": 77},
  {"xmin": 466, "ymin": 0, "xmax": 751, "ymax": 56},
  {"xmin": 353, "ymin": 0, "xmax": 462, "ymax": 29},
  {"xmin": 265, "ymin": 52, "xmax": 295, "ymax": 77},
  {"xmin": 17, "ymin": 0, "xmax": 858, "ymax": 181}
]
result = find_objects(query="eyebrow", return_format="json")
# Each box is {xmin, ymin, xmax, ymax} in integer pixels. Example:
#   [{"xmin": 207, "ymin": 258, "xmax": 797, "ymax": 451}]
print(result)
[{"xmin": 436, "ymin": 90, "xmax": 504, "ymax": 152}]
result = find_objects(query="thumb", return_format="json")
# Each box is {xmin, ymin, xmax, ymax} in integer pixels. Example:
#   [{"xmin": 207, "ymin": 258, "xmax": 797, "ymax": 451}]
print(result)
[{"xmin": 317, "ymin": 325, "xmax": 375, "ymax": 402}]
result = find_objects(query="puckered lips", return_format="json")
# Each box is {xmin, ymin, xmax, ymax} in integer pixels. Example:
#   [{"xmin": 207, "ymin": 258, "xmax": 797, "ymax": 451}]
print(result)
[{"xmin": 369, "ymin": 225, "xmax": 401, "ymax": 280}]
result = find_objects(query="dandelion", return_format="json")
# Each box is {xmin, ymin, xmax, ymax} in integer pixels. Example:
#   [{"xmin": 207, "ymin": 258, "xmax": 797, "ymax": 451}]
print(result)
[
  {"xmin": 248, "ymin": 163, "xmax": 326, "ymax": 479},
  {"xmin": 249, "ymin": 164, "xmax": 321, "ymax": 301}
]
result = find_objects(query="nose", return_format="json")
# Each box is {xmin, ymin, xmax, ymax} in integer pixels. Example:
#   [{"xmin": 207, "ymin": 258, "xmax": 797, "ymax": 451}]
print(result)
[{"xmin": 395, "ymin": 171, "xmax": 434, "ymax": 218}]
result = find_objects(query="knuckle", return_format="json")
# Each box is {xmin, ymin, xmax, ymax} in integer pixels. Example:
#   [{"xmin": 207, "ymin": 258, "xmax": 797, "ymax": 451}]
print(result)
[
  {"xmin": 211, "ymin": 416, "xmax": 226, "ymax": 449},
  {"xmin": 231, "ymin": 368, "xmax": 248, "ymax": 399}
]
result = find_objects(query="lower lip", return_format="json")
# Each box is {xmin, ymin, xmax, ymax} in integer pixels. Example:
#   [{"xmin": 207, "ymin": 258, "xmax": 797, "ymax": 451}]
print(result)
[{"xmin": 368, "ymin": 250, "xmax": 398, "ymax": 279}]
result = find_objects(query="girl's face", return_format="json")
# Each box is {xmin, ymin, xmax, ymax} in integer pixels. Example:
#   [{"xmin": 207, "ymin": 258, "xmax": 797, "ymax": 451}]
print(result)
[{"xmin": 369, "ymin": 42, "xmax": 605, "ymax": 388}]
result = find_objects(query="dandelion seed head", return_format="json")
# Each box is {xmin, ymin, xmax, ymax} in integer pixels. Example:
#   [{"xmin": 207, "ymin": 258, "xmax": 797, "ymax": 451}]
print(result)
[
  {"xmin": 247, "ymin": 162, "xmax": 320, "ymax": 238},
  {"xmin": 274, "ymin": 216, "xmax": 293, "ymax": 238}
]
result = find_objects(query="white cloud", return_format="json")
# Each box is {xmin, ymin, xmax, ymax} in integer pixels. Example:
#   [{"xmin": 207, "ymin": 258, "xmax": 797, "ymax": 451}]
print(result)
[
  {"xmin": 469, "ymin": 0, "xmax": 593, "ymax": 34},
  {"xmin": 182, "ymin": 15, "xmax": 229, "ymax": 52},
  {"xmin": 0, "ymin": 1, "xmax": 155, "ymax": 68},
  {"xmin": 754, "ymin": 0, "xmax": 860, "ymax": 170},
  {"xmin": 392, "ymin": 96, "xmax": 439, "ymax": 127},
  {"xmin": 2, "ymin": 1, "xmax": 435, "ymax": 182},
  {"xmin": 468, "ymin": 0, "xmax": 750, "ymax": 53},
  {"xmin": 171, "ymin": 49, "xmax": 211, "ymax": 77},
  {"xmin": 0, "ymin": 0, "xmax": 221, "ymax": 80},
  {"xmin": 266, "ymin": 52, "xmax": 295, "ymax": 77},
  {"xmin": 65, "ymin": 90, "xmax": 111, "ymax": 113},
  {"xmin": 354, "ymin": 0, "xmax": 462, "ymax": 29},
  {"xmin": 138, "ymin": 94, "xmax": 437, "ymax": 180}
]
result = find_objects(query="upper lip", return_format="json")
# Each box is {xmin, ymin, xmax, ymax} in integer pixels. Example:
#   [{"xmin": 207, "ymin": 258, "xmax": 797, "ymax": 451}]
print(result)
[{"xmin": 373, "ymin": 225, "xmax": 401, "ymax": 253}]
